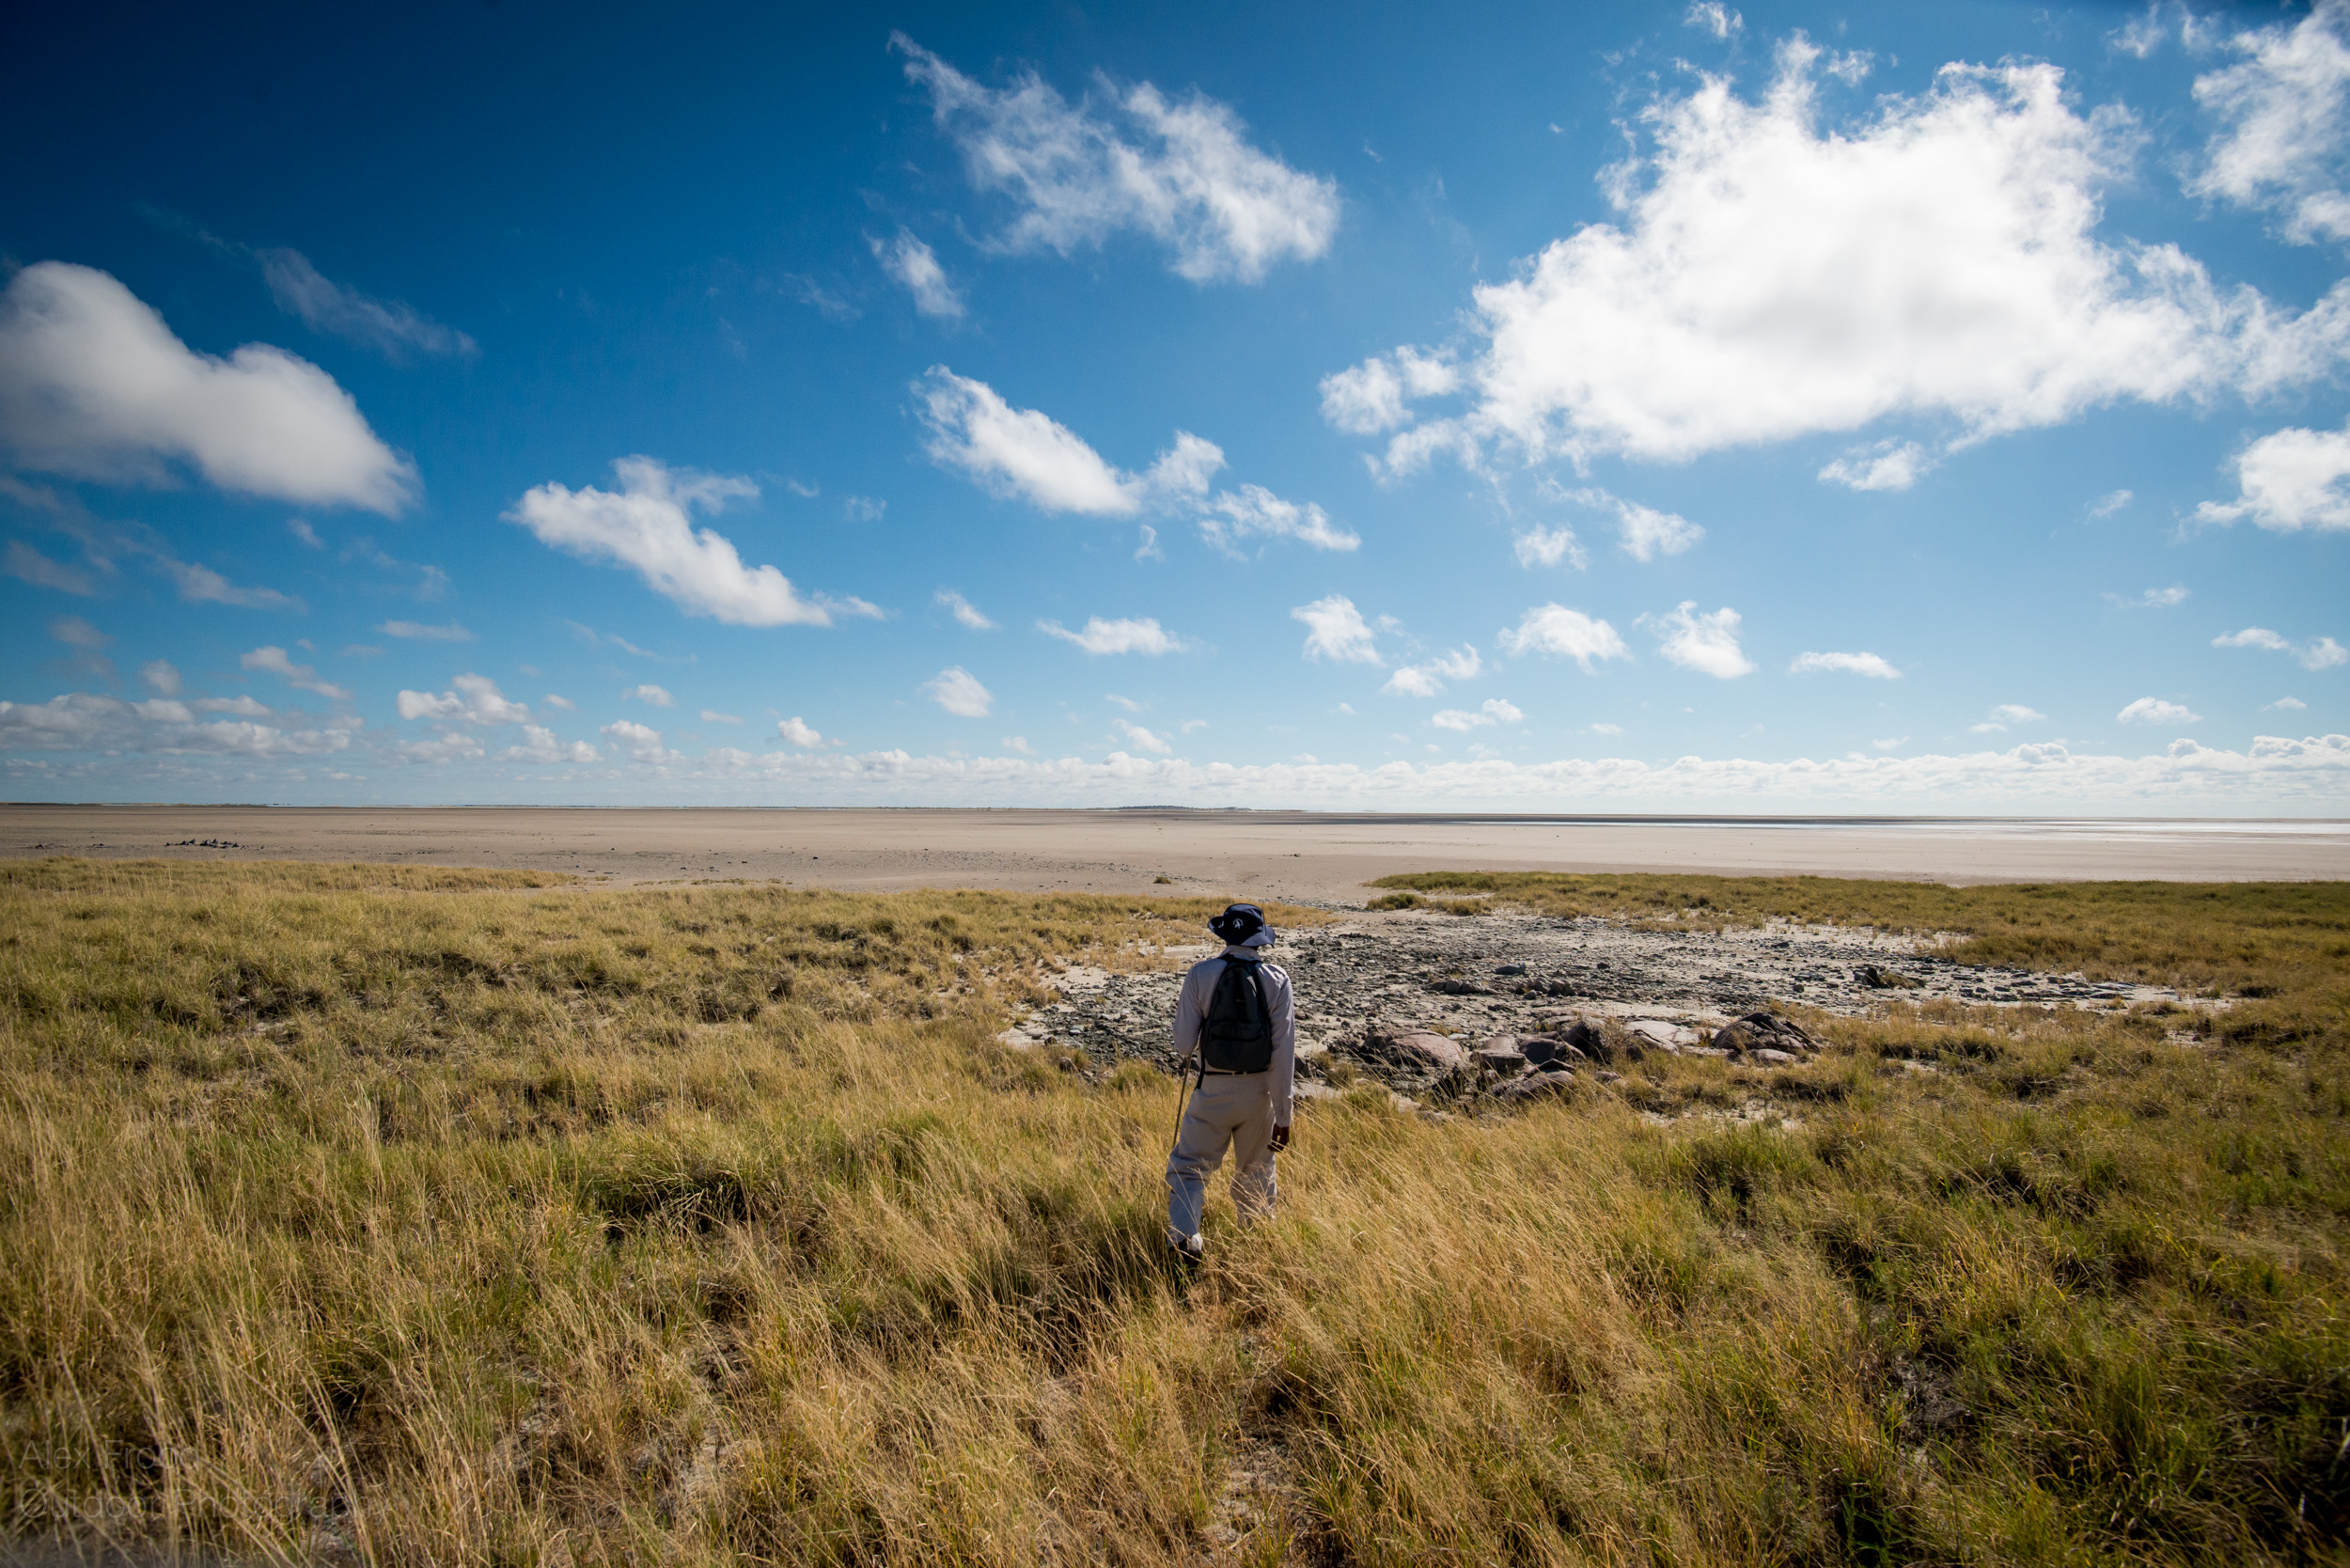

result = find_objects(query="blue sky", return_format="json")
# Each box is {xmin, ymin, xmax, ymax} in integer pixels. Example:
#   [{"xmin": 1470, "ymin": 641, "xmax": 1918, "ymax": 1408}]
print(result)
[{"xmin": 3, "ymin": 0, "xmax": 2346, "ymax": 810}]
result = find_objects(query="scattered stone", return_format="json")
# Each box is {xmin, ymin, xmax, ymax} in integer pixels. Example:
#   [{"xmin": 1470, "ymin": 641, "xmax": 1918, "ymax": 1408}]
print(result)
[
  {"xmin": 1496, "ymin": 1072, "xmax": 1573, "ymax": 1101},
  {"xmin": 1857, "ymin": 964, "xmax": 1921, "ymax": 989},
  {"xmin": 1006, "ymin": 906, "xmax": 2203, "ymax": 1109},
  {"xmin": 1714, "ymin": 1012, "xmax": 1818, "ymax": 1058},
  {"xmin": 1624, "ymin": 1019, "xmax": 1698, "ymax": 1050},
  {"xmin": 1372, "ymin": 1030, "xmax": 1470, "ymax": 1074},
  {"xmin": 1747, "ymin": 1048, "xmax": 1800, "ymax": 1067}
]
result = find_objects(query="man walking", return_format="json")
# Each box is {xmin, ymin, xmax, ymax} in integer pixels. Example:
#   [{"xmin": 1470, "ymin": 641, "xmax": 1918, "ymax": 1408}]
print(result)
[{"xmin": 1166, "ymin": 902, "xmax": 1295, "ymax": 1261}]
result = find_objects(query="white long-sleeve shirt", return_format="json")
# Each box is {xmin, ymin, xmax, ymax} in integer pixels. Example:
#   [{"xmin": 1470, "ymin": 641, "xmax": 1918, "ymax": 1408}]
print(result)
[{"xmin": 1172, "ymin": 946, "xmax": 1296, "ymax": 1126}]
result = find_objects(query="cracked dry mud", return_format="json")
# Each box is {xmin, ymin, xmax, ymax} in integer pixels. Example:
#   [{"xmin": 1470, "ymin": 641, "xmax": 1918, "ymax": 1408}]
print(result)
[{"xmin": 1000, "ymin": 909, "xmax": 2203, "ymax": 1106}]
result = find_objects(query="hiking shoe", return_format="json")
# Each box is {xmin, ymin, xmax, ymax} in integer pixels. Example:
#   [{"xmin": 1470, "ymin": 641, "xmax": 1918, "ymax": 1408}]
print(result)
[{"xmin": 1168, "ymin": 1232, "xmax": 1204, "ymax": 1265}]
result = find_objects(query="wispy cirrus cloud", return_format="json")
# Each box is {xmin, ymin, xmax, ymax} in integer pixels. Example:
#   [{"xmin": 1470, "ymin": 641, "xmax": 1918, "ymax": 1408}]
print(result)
[
  {"xmin": 870, "ymin": 229, "xmax": 965, "ymax": 319},
  {"xmin": 922, "ymin": 666, "xmax": 993, "ymax": 717},
  {"xmin": 258, "ymin": 247, "xmax": 478, "ymax": 362},
  {"xmin": 241, "ymin": 645, "xmax": 351, "ymax": 702},
  {"xmin": 1789, "ymin": 650, "xmax": 1901, "ymax": 679},
  {"xmin": 892, "ymin": 34, "xmax": 1340, "ymax": 284},
  {"xmin": 935, "ymin": 588, "xmax": 996, "ymax": 630},
  {"xmin": 2214, "ymin": 626, "xmax": 2349, "ymax": 669}
]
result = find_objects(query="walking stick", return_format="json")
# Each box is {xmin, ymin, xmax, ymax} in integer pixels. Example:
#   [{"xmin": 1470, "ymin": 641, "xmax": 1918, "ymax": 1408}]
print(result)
[{"xmin": 1168, "ymin": 1048, "xmax": 1200, "ymax": 1149}]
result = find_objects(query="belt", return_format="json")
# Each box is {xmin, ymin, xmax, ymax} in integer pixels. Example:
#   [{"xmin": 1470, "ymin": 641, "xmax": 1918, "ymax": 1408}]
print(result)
[{"xmin": 1197, "ymin": 1066, "xmax": 1266, "ymax": 1077}]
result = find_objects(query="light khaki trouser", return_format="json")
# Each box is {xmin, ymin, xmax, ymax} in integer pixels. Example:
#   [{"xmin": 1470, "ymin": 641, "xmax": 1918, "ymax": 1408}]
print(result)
[{"xmin": 1166, "ymin": 1068, "xmax": 1277, "ymax": 1244}]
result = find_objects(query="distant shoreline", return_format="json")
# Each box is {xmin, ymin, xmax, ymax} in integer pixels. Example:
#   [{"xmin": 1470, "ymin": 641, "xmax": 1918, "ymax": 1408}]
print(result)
[
  {"xmin": 3, "ymin": 803, "xmax": 2342, "ymax": 827},
  {"xmin": 7, "ymin": 803, "xmax": 2343, "ymax": 893}
]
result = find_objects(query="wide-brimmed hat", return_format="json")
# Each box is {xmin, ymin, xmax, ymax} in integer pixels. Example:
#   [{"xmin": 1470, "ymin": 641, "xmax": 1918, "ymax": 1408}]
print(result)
[{"xmin": 1208, "ymin": 902, "xmax": 1274, "ymax": 948}]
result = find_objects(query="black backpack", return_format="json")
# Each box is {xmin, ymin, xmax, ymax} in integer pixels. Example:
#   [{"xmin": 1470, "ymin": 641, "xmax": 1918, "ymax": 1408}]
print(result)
[{"xmin": 1200, "ymin": 957, "xmax": 1276, "ymax": 1074}]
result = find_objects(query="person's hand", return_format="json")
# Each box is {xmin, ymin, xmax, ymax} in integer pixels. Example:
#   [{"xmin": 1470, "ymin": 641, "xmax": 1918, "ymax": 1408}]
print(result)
[{"xmin": 1271, "ymin": 1123, "xmax": 1291, "ymax": 1152}]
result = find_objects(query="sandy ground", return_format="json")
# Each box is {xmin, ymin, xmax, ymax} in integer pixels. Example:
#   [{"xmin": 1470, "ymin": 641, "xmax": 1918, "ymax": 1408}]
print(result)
[{"xmin": 2, "ymin": 805, "xmax": 2344, "ymax": 897}]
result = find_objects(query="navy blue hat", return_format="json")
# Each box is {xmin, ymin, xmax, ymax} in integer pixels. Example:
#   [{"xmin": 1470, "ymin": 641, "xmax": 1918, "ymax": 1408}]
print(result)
[{"xmin": 1208, "ymin": 903, "xmax": 1272, "ymax": 947}]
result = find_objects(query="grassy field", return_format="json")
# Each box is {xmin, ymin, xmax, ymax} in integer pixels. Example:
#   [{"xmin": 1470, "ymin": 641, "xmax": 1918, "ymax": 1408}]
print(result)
[{"xmin": 1, "ymin": 860, "xmax": 2346, "ymax": 1566}]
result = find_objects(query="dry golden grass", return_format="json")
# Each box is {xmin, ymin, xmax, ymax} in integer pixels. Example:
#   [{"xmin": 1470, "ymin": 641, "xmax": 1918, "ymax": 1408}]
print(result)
[{"xmin": 1, "ymin": 860, "xmax": 2345, "ymax": 1565}]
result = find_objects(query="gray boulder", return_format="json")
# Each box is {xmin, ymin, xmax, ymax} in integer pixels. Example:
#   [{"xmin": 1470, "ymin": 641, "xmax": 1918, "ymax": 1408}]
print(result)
[
  {"xmin": 1379, "ymin": 1031, "xmax": 1470, "ymax": 1074},
  {"xmin": 1714, "ymin": 1011, "xmax": 1817, "ymax": 1057}
]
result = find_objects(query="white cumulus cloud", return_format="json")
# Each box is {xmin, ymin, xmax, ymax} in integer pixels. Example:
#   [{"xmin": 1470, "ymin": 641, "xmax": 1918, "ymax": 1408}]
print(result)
[
  {"xmin": 1199, "ymin": 484, "xmax": 1359, "ymax": 554},
  {"xmin": 1646, "ymin": 603, "xmax": 1755, "ymax": 679},
  {"xmin": 871, "ymin": 229, "xmax": 966, "ymax": 319},
  {"xmin": 893, "ymin": 34, "xmax": 1340, "ymax": 284},
  {"xmin": 509, "ymin": 457, "xmax": 874, "ymax": 626},
  {"xmin": 600, "ymin": 718, "xmax": 674, "ymax": 763},
  {"xmin": 1511, "ymin": 524, "xmax": 1587, "ymax": 570},
  {"xmin": 625, "ymin": 683, "xmax": 675, "ymax": 707},
  {"xmin": 1497, "ymin": 605, "xmax": 1631, "ymax": 670},
  {"xmin": 504, "ymin": 725, "xmax": 597, "ymax": 763},
  {"xmin": 2189, "ymin": 1, "xmax": 2350, "ymax": 245},
  {"xmin": 1292, "ymin": 594, "xmax": 1383, "ymax": 665},
  {"xmin": 1432, "ymin": 698, "xmax": 1524, "ymax": 731},
  {"xmin": 1790, "ymin": 650, "xmax": 1902, "ymax": 679},
  {"xmin": 0, "ymin": 261, "xmax": 416, "ymax": 513},
  {"xmin": 776, "ymin": 715, "xmax": 827, "ymax": 747},
  {"xmin": 701, "ymin": 711, "xmax": 743, "ymax": 725},
  {"xmin": 140, "ymin": 659, "xmax": 180, "ymax": 697},
  {"xmin": 1613, "ymin": 497, "xmax": 1706, "ymax": 560},
  {"xmin": 2119, "ymin": 697, "xmax": 2201, "ymax": 724},
  {"xmin": 1383, "ymin": 645, "xmax": 1480, "ymax": 698},
  {"xmin": 396, "ymin": 674, "xmax": 528, "ymax": 725},
  {"xmin": 1332, "ymin": 43, "xmax": 2350, "ymax": 477},
  {"xmin": 2214, "ymin": 626, "xmax": 2350, "ymax": 669},
  {"xmin": 1818, "ymin": 440, "xmax": 1932, "ymax": 493},
  {"xmin": 2197, "ymin": 418, "xmax": 2350, "ymax": 531},
  {"xmin": 1038, "ymin": 616, "xmax": 1191, "ymax": 655},
  {"xmin": 1318, "ymin": 348, "xmax": 1459, "ymax": 434},
  {"xmin": 922, "ymin": 666, "xmax": 993, "ymax": 717},
  {"xmin": 916, "ymin": 367, "xmax": 1221, "ymax": 516}
]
